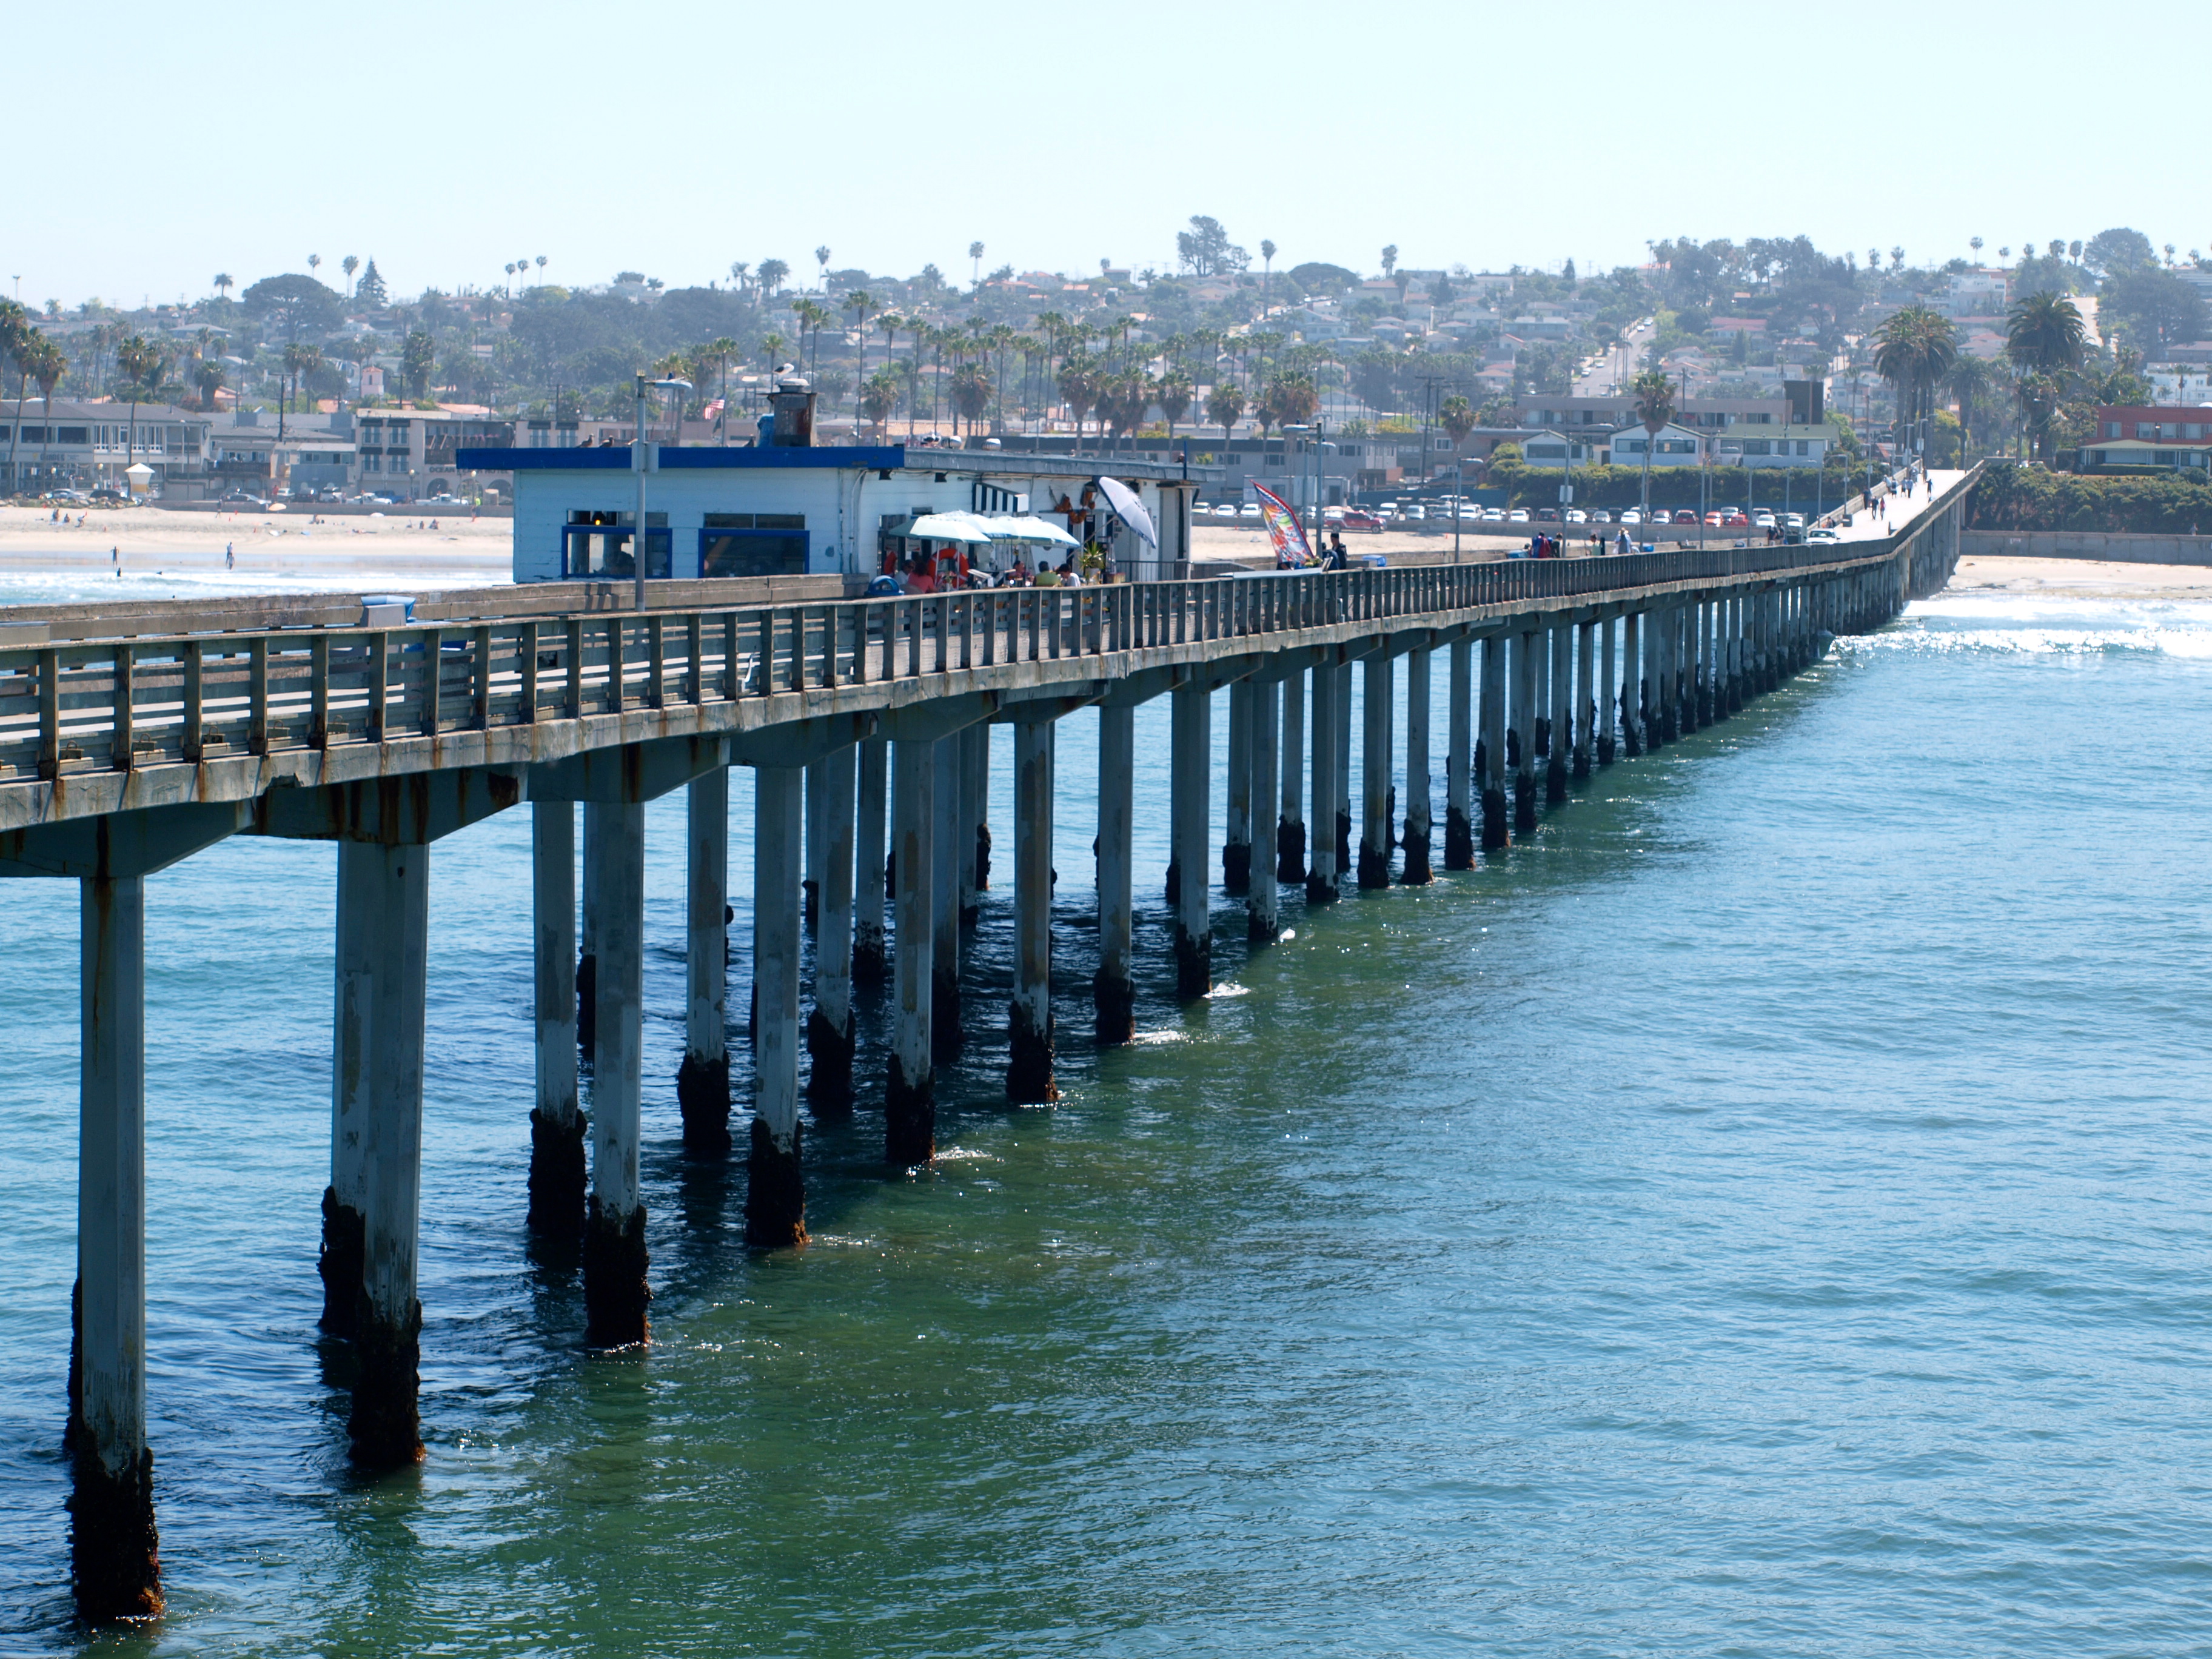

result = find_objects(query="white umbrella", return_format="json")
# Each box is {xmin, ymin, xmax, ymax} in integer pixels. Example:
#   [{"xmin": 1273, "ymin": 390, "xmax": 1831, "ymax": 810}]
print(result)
[
  {"xmin": 1094, "ymin": 475, "xmax": 1157, "ymax": 549},
  {"xmin": 979, "ymin": 514, "xmax": 1080, "ymax": 548},
  {"xmin": 903, "ymin": 511, "xmax": 994, "ymax": 545}
]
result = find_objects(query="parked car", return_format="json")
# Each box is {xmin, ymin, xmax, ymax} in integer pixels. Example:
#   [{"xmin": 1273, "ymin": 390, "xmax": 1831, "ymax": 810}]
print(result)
[
  {"xmin": 1620, "ymin": 508, "xmax": 1643, "ymax": 526},
  {"xmin": 1340, "ymin": 510, "xmax": 1383, "ymax": 531},
  {"xmin": 1482, "ymin": 507, "xmax": 1505, "ymax": 523},
  {"xmin": 1238, "ymin": 502, "xmax": 1261, "ymax": 520},
  {"xmin": 1673, "ymin": 509, "xmax": 1701, "ymax": 525},
  {"xmin": 1704, "ymin": 510, "xmax": 1724, "ymax": 526},
  {"xmin": 1589, "ymin": 509, "xmax": 1612, "ymax": 525},
  {"xmin": 1721, "ymin": 508, "xmax": 1749, "ymax": 528},
  {"xmin": 1534, "ymin": 506, "xmax": 1560, "ymax": 522},
  {"xmin": 1321, "ymin": 505, "xmax": 1346, "ymax": 523},
  {"xmin": 1807, "ymin": 527, "xmax": 1840, "ymax": 543},
  {"xmin": 1507, "ymin": 508, "xmax": 1530, "ymax": 524},
  {"xmin": 1403, "ymin": 504, "xmax": 1426, "ymax": 521},
  {"xmin": 1564, "ymin": 508, "xmax": 1587, "ymax": 525},
  {"xmin": 1376, "ymin": 501, "xmax": 1399, "ymax": 520},
  {"xmin": 1753, "ymin": 510, "xmax": 1777, "ymax": 529},
  {"xmin": 1783, "ymin": 512, "xmax": 1805, "ymax": 529},
  {"xmin": 89, "ymin": 487, "xmax": 127, "ymax": 504}
]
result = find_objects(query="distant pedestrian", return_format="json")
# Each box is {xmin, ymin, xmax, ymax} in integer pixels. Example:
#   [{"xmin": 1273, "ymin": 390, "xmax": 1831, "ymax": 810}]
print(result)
[
  {"xmin": 111, "ymin": 545, "xmax": 118, "ymax": 563},
  {"xmin": 226, "ymin": 542, "xmax": 235, "ymax": 569}
]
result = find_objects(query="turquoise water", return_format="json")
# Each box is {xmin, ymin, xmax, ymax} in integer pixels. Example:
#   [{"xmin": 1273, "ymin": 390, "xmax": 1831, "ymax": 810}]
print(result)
[{"xmin": 5, "ymin": 589, "xmax": 2212, "ymax": 1654}]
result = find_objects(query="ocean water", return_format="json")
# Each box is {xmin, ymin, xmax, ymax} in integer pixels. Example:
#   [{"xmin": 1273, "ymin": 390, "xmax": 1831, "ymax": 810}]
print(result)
[{"xmin": 4, "ymin": 586, "xmax": 2212, "ymax": 1655}]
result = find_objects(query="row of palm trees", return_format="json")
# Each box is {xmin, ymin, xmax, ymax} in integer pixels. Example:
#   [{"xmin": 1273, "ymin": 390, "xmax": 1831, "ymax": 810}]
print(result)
[
  {"xmin": 0, "ymin": 301, "xmax": 219, "ymax": 489},
  {"xmin": 1872, "ymin": 290, "xmax": 2094, "ymax": 461}
]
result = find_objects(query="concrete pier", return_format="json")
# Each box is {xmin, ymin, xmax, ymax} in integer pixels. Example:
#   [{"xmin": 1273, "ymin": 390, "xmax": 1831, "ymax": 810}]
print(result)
[
  {"xmin": 1402, "ymin": 648, "xmax": 1433, "ymax": 884},
  {"xmin": 676, "ymin": 769, "xmax": 731, "ymax": 1150},
  {"xmin": 1621, "ymin": 612, "xmax": 1644, "ymax": 757},
  {"xmin": 745, "ymin": 766, "xmax": 808, "ymax": 1246},
  {"xmin": 1573, "ymin": 622, "xmax": 1595, "ymax": 780},
  {"xmin": 1094, "ymin": 702, "xmax": 1136, "ymax": 1042},
  {"xmin": 72, "ymin": 873, "xmax": 161, "ymax": 1621},
  {"xmin": 1007, "ymin": 717, "xmax": 1058, "ymax": 1102},
  {"xmin": 583, "ymin": 804, "xmax": 649, "ymax": 1346},
  {"xmin": 1358, "ymin": 654, "xmax": 1393, "ymax": 889},
  {"xmin": 576, "ymin": 821, "xmax": 598, "ymax": 1059},
  {"xmin": 930, "ymin": 734, "xmax": 962, "ymax": 1059},
  {"xmin": 1598, "ymin": 617, "xmax": 1618, "ymax": 765},
  {"xmin": 1650, "ymin": 608, "xmax": 1675, "ymax": 746},
  {"xmin": 528, "ymin": 803, "xmax": 584, "ymax": 1235},
  {"xmin": 886, "ymin": 738, "xmax": 936, "ymax": 1161},
  {"xmin": 852, "ymin": 737, "xmax": 888, "ymax": 984},
  {"xmin": 1513, "ymin": 629, "xmax": 1540, "ymax": 836},
  {"xmin": 1444, "ymin": 639, "xmax": 1473, "ymax": 868},
  {"xmin": 960, "ymin": 724, "xmax": 988, "ymax": 926},
  {"xmin": 802, "ymin": 754, "xmax": 826, "ymax": 928},
  {"xmin": 1276, "ymin": 666, "xmax": 1306, "ymax": 882},
  {"xmin": 1247, "ymin": 675, "xmax": 1281, "ymax": 940},
  {"xmin": 1547, "ymin": 625, "xmax": 1572, "ymax": 803},
  {"xmin": 1171, "ymin": 686, "xmax": 1212, "ymax": 994},
  {"xmin": 1332, "ymin": 662, "xmax": 1353, "ymax": 888},
  {"xmin": 1223, "ymin": 680, "xmax": 1253, "ymax": 895},
  {"xmin": 806, "ymin": 742, "xmax": 858, "ymax": 1108},
  {"xmin": 1480, "ymin": 635, "xmax": 1509, "ymax": 850},
  {"xmin": 1305, "ymin": 662, "xmax": 1338, "ymax": 901}
]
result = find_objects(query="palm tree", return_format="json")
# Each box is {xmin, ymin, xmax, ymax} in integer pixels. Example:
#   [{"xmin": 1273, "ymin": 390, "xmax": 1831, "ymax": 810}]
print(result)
[
  {"xmin": 28, "ymin": 335, "xmax": 68, "ymax": 483},
  {"xmin": 1629, "ymin": 367, "xmax": 1677, "ymax": 516},
  {"xmin": 1207, "ymin": 383, "xmax": 1246, "ymax": 448},
  {"xmin": 858, "ymin": 370, "xmax": 900, "ymax": 434},
  {"xmin": 758, "ymin": 258, "xmax": 789, "ymax": 297},
  {"xmin": 280, "ymin": 340, "xmax": 323, "ymax": 438},
  {"xmin": 970, "ymin": 241, "xmax": 985, "ymax": 288},
  {"xmin": 706, "ymin": 337, "xmax": 737, "ymax": 438},
  {"xmin": 1158, "ymin": 370, "xmax": 1193, "ymax": 437},
  {"xmin": 213, "ymin": 272, "xmax": 233, "ymax": 301},
  {"xmin": 1871, "ymin": 304, "xmax": 1959, "ymax": 444},
  {"xmin": 2004, "ymin": 291, "xmax": 2087, "ymax": 376},
  {"xmin": 814, "ymin": 246, "xmax": 831, "ymax": 289},
  {"xmin": 0, "ymin": 301, "xmax": 30, "ymax": 488},
  {"xmin": 846, "ymin": 291, "xmax": 874, "ymax": 400},
  {"xmin": 1260, "ymin": 239, "xmax": 1277, "ymax": 304},
  {"xmin": 761, "ymin": 331, "xmax": 788, "ymax": 372},
  {"xmin": 1943, "ymin": 357, "xmax": 1994, "ymax": 458},
  {"xmin": 342, "ymin": 255, "xmax": 360, "ymax": 297},
  {"xmin": 113, "ymin": 335, "xmax": 167, "ymax": 479},
  {"xmin": 1439, "ymin": 394, "xmax": 1475, "ymax": 451},
  {"xmin": 1057, "ymin": 353, "xmax": 1102, "ymax": 454},
  {"xmin": 195, "ymin": 358, "xmax": 228, "ymax": 414}
]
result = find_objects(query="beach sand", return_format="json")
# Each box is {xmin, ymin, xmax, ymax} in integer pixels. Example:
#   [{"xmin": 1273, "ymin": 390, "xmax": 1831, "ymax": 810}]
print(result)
[
  {"xmin": 0, "ymin": 503, "xmax": 512, "ymax": 591},
  {"xmin": 1945, "ymin": 555, "xmax": 2212, "ymax": 603}
]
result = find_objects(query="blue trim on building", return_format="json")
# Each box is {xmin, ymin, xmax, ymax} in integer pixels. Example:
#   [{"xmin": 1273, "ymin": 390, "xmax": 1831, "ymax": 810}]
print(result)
[{"xmin": 455, "ymin": 445, "xmax": 907, "ymax": 472}]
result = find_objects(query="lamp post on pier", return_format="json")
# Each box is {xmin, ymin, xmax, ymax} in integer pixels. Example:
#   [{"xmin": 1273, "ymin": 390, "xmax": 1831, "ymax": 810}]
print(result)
[{"xmin": 633, "ymin": 372, "xmax": 691, "ymax": 609}]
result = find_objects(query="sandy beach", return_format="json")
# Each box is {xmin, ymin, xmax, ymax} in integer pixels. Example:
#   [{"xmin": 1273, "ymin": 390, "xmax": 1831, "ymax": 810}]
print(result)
[{"xmin": 1945, "ymin": 554, "xmax": 2212, "ymax": 603}]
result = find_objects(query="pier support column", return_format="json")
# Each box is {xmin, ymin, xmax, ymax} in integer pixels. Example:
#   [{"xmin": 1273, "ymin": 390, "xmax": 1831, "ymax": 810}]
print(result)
[
  {"xmin": 1306, "ymin": 662, "xmax": 1338, "ymax": 901},
  {"xmin": 529, "ymin": 803, "xmax": 583, "ymax": 1235},
  {"xmin": 930, "ymin": 734, "xmax": 962, "ymax": 1060},
  {"xmin": 1223, "ymin": 680, "xmax": 1253, "ymax": 895},
  {"xmin": 1725, "ymin": 597, "xmax": 1744, "ymax": 714},
  {"xmin": 803, "ymin": 755, "xmax": 826, "ymax": 928},
  {"xmin": 1402, "ymin": 648, "xmax": 1433, "ymax": 884},
  {"xmin": 1248, "ymin": 675, "xmax": 1281, "ymax": 940},
  {"xmin": 887, "ymin": 739, "xmax": 936, "ymax": 1162},
  {"xmin": 1276, "ymin": 666, "xmax": 1307, "ymax": 883},
  {"xmin": 1480, "ymin": 635, "xmax": 1509, "ymax": 850},
  {"xmin": 1597, "ymin": 617, "xmax": 1618, "ymax": 765},
  {"xmin": 1358, "ymin": 653, "xmax": 1393, "ymax": 888},
  {"xmin": 1444, "ymin": 638, "xmax": 1474, "ymax": 867},
  {"xmin": 677, "ymin": 769, "xmax": 731, "ymax": 1150},
  {"xmin": 577, "ymin": 825, "xmax": 598, "ymax": 1061},
  {"xmin": 1095, "ymin": 703, "xmax": 1136, "ymax": 1042},
  {"xmin": 745, "ymin": 767, "xmax": 807, "ymax": 1246},
  {"xmin": 1007, "ymin": 718, "xmax": 1058, "ymax": 1102},
  {"xmin": 1332, "ymin": 662, "xmax": 1353, "ymax": 885},
  {"xmin": 1547, "ymin": 624, "xmax": 1571, "ymax": 805},
  {"xmin": 72, "ymin": 873, "xmax": 161, "ymax": 1623},
  {"xmin": 1513, "ymin": 629, "xmax": 1540, "ymax": 836},
  {"xmin": 1692, "ymin": 602, "xmax": 1711, "ymax": 728},
  {"xmin": 807, "ymin": 743, "xmax": 857, "ymax": 1109},
  {"xmin": 853, "ymin": 737, "xmax": 889, "ymax": 984},
  {"xmin": 1172, "ymin": 686, "xmax": 1212, "ymax": 994},
  {"xmin": 1651, "ymin": 609, "xmax": 1675, "ymax": 746},
  {"xmin": 585, "ymin": 805, "xmax": 649, "ymax": 1347},
  {"xmin": 1621, "ymin": 612, "xmax": 1644, "ymax": 757},
  {"xmin": 960, "ymin": 723, "xmax": 988, "ymax": 927},
  {"xmin": 1573, "ymin": 621, "xmax": 1595, "ymax": 780}
]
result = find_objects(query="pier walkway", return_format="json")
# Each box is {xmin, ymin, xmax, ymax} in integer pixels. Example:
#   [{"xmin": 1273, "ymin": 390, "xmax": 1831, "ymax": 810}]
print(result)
[{"xmin": 4, "ymin": 467, "xmax": 1976, "ymax": 1623}]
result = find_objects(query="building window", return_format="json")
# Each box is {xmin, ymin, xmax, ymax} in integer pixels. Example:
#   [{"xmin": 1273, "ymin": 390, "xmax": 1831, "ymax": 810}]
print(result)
[{"xmin": 2137, "ymin": 423, "xmax": 2156, "ymax": 439}]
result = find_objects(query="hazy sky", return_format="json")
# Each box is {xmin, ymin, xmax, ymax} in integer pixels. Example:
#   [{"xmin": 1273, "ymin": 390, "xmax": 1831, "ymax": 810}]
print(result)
[{"xmin": 12, "ymin": 0, "xmax": 2199, "ymax": 309}]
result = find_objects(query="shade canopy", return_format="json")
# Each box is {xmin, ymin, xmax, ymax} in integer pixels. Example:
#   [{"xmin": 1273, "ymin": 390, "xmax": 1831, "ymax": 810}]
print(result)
[
  {"xmin": 903, "ymin": 512, "xmax": 994, "ymax": 545},
  {"xmin": 1094, "ymin": 475, "xmax": 1157, "ymax": 549},
  {"xmin": 899, "ymin": 510, "xmax": 1081, "ymax": 549}
]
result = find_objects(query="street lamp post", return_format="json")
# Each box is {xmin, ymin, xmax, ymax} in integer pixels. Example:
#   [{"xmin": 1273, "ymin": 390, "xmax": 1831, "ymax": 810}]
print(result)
[{"xmin": 633, "ymin": 372, "xmax": 692, "ymax": 610}]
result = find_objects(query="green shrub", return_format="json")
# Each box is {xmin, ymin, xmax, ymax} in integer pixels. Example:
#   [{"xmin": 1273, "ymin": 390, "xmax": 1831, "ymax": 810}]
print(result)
[{"xmin": 1966, "ymin": 463, "xmax": 2212, "ymax": 535}]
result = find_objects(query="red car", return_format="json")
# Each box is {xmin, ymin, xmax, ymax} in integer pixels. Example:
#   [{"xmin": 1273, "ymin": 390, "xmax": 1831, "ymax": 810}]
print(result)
[
  {"xmin": 1721, "ymin": 508, "xmax": 1749, "ymax": 528},
  {"xmin": 1339, "ymin": 510, "xmax": 1383, "ymax": 532}
]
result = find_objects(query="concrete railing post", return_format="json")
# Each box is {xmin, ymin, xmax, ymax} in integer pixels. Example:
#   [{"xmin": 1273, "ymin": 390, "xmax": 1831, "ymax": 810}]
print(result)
[
  {"xmin": 677, "ymin": 768, "xmax": 731, "ymax": 1150},
  {"xmin": 1007, "ymin": 717, "xmax": 1058, "ymax": 1102},
  {"xmin": 529, "ymin": 802, "xmax": 584, "ymax": 1235},
  {"xmin": 1094, "ymin": 703, "xmax": 1136, "ymax": 1042},
  {"xmin": 886, "ymin": 738, "xmax": 936, "ymax": 1162},
  {"xmin": 808, "ymin": 742, "xmax": 858, "ymax": 1108},
  {"xmin": 585, "ymin": 804, "xmax": 649, "ymax": 1347},
  {"xmin": 72, "ymin": 873, "xmax": 161, "ymax": 1623},
  {"xmin": 746, "ymin": 766, "xmax": 808, "ymax": 1245}
]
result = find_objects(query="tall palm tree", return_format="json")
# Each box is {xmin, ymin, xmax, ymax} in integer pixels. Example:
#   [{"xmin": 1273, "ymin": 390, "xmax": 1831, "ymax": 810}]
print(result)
[
  {"xmin": 0, "ymin": 301, "xmax": 30, "ymax": 488},
  {"xmin": 280, "ymin": 340, "xmax": 322, "ymax": 439},
  {"xmin": 1944, "ymin": 357, "xmax": 1995, "ymax": 458},
  {"xmin": 2004, "ymin": 291, "xmax": 2087, "ymax": 375},
  {"xmin": 114, "ymin": 335, "xmax": 166, "ymax": 472},
  {"xmin": 1871, "ymin": 304, "xmax": 1959, "ymax": 441},
  {"xmin": 846, "ymin": 292, "xmax": 874, "ymax": 404},
  {"xmin": 1207, "ymin": 383, "xmax": 1245, "ymax": 449},
  {"xmin": 195, "ymin": 358, "xmax": 228, "ymax": 414},
  {"xmin": 1629, "ymin": 367, "xmax": 1677, "ymax": 516},
  {"xmin": 342, "ymin": 255, "xmax": 360, "ymax": 297},
  {"xmin": 814, "ymin": 246, "xmax": 831, "ymax": 289},
  {"xmin": 705, "ymin": 337, "xmax": 737, "ymax": 438},
  {"xmin": 213, "ymin": 272, "xmax": 233, "ymax": 301},
  {"xmin": 28, "ymin": 335, "xmax": 68, "ymax": 483}
]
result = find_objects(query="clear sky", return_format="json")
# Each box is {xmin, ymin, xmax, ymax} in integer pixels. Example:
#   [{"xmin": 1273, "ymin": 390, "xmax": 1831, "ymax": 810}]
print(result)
[{"xmin": 10, "ymin": 0, "xmax": 2198, "ymax": 309}]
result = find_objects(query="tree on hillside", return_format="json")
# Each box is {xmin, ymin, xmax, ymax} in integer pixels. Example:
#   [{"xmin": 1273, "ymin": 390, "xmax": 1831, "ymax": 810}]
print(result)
[
  {"xmin": 354, "ymin": 260, "xmax": 389, "ymax": 309},
  {"xmin": 1, "ymin": 303, "xmax": 33, "ymax": 483},
  {"xmin": 1207, "ymin": 383, "xmax": 1245, "ymax": 447},
  {"xmin": 858, "ymin": 369, "xmax": 899, "ymax": 434},
  {"xmin": 195, "ymin": 357, "xmax": 227, "ymax": 413},
  {"xmin": 27, "ymin": 335, "xmax": 67, "ymax": 477},
  {"xmin": 1872, "ymin": 304, "xmax": 1959, "ymax": 443},
  {"xmin": 1258, "ymin": 372, "xmax": 1316, "ymax": 438},
  {"xmin": 213, "ymin": 272, "xmax": 234, "ymax": 301},
  {"xmin": 814, "ymin": 246, "xmax": 831, "ymax": 288},
  {"xmin": 1158, "ymin": 370, "xmax": 1193, "ymax": 437},
  {"xmin": 1176, "ymin": 216, "xmax": 1250, "ymax": 278},
  {"xmin": 1381, "ymin": 244, "xmax": 1398, "ymax": 278},
  {"xmin": 970, "ymin": 241, "xmax": 985, "ymax": 287},
  {"xmin": 757, "ymin": 258, "xmax": 789, "ymax": 297},
  {"xmin": 2100, "ymin": 269, "xmax": 2210, "ymax": 357},
  {"xmin": 1439, "ymin": 394, "xmax": 1475, "ymax": 449},
  {"xmin": 2003, "ymin": 292, "xmax": 2087, "ymax": 374},
  {"xmin": 2082, "ymin": 227, "xmax": 2155, "ymax": 278},
  {"xmin": 950, "ymin": 361, "xmax": 991, "ymax": 437},
  {"xmin": 1629, "ymin": 367, "xmax": 1677, "ymax": 516},
  {"xmin": 1289, "ymin": 261, "xmax": 1359, "ymax": 296},
  {"xmin": 1260, "ymin": 240, "xmax": 1277, "ymax": 300},
  {"xmin": 1057, "ymin": 353, "xmax": 1102, "ymax": 451},
  {"xmin": 114, "ymin": 335, "xmax": 168, "ymax": 464},
  {"xmin": 401, "ymin": 330, "xmax": 435, "ymax": 402},
  {"xmin": 341, "ymin": 255, "xmax": 359, "ymax": 295},
  {"xmin": 243, "ymin": 273, "xmax": 343, "ymax": 340}
]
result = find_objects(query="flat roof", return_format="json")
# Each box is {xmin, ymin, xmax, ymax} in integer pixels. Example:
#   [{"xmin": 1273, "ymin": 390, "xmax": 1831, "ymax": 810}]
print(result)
[{"xmin": 454, "ymin": 445, "xmax": 1220, "ymax": 483}]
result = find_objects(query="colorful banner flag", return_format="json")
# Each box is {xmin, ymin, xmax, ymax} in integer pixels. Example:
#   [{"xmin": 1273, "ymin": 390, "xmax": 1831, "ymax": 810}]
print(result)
[{"xmin": 1251, "ymin": 483, "xmax": 1312, "ymax": 565}]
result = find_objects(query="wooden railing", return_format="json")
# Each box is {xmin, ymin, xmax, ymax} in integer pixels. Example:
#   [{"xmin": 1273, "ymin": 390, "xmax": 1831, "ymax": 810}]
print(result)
[{"xmin": 0, "ymin": 541, "xmax": 1888, "ymax": 785}]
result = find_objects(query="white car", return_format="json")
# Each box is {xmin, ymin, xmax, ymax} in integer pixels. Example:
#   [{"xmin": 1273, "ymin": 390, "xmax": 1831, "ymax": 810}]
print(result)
[
  {"xmin": 1377, "ymin": 501, "xmax": 1399, "ymax": 520},
  {"xmin": 1620, "ymin": 508, "xmax": 1643, "ymax": 526},
  {"xmin": 1807, "ymin": 528, "xmax": 1839, "ymax": 543},
  {"xmin": 1403, "ymin": 504, "xmax": 1427, "ymax": 522},
  {"xmin": 1482, "ymin": 506, "xmax": 1506, "ymax": 523},
  {"xmin": 1752, "ymin": 510, "xmax": 1777, "ymax": 529},
  {"xmin": 1590, "ymin": 509, "xmax": 1612, "ymax": 525},
  {"xmin": 1239, "ymin": 502, "xmax": 1262, "ymax": 521},
  {"xmin": 1507, "ymin": 508, "xmax": 1530, "ymax": 524},
  {"xmin": 1458, "ymin": 504, "xmax": 1480, "ymax": 520},
  {"xmin": 1564, "ymin": 508, "xmax": 1587, "ymax": 525},
  {"xmin": 1783, "ymin": 512, "xmax": 1805, "ymax": 529}
]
